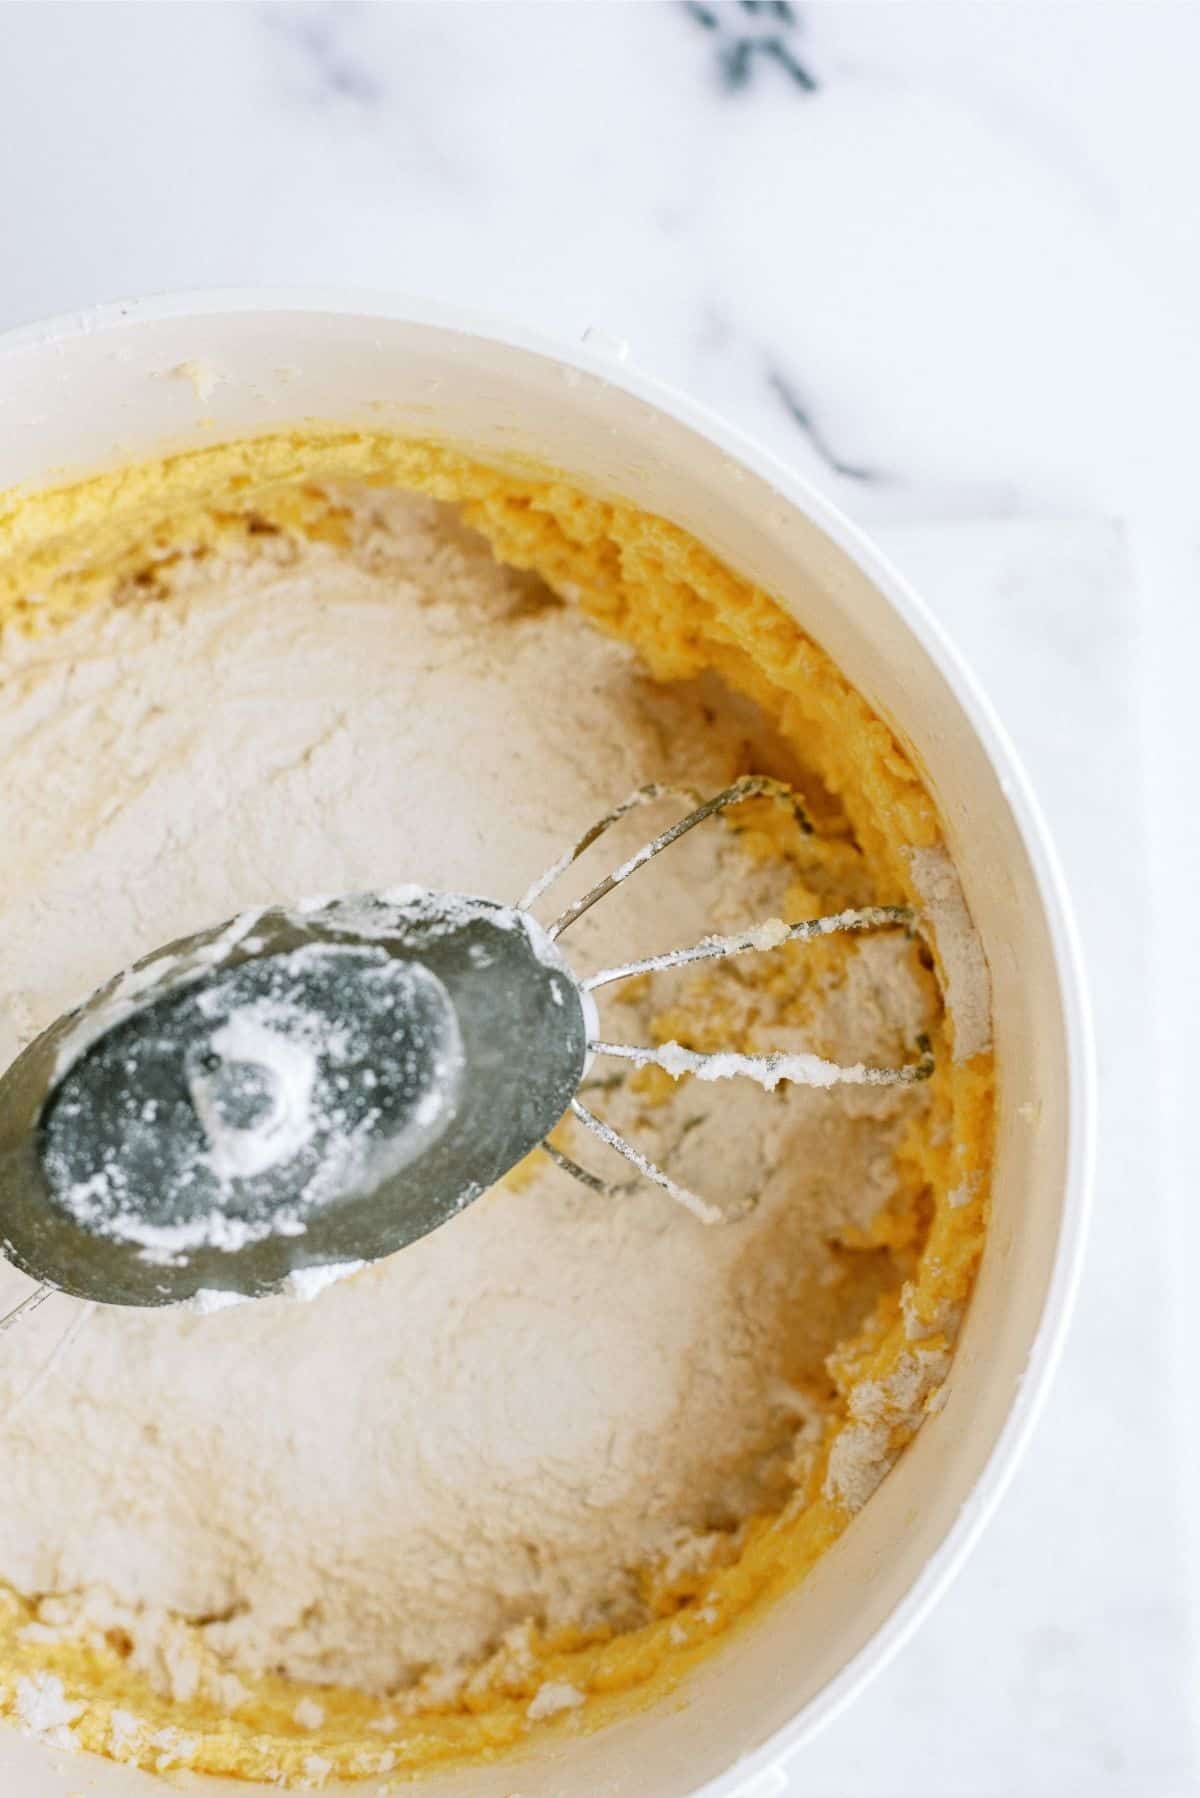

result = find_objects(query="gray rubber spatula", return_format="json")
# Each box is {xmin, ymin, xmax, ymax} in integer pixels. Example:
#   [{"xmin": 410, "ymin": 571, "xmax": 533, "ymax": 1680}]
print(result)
[{"xmin": 0, "ymin": 779, "xmax": 930, "ymax": 1309}]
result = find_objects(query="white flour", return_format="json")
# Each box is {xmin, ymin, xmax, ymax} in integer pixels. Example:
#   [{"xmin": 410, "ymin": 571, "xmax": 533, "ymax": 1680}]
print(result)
[{"xmin": 0, "ymin": 489, "xmax": 939, "ymax": 1697}]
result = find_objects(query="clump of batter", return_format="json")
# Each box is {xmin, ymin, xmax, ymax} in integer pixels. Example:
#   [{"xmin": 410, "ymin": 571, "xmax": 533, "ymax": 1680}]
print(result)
[{"xmin": 0, "ymin": 442, "xmax": 992, "ymax": 1785}]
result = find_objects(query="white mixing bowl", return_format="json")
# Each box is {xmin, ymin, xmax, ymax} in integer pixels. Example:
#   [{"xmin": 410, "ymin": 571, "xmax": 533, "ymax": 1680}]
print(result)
[{"xmin": 0, "ymin": 294, "xmax": 1092, "ymax": 1798}]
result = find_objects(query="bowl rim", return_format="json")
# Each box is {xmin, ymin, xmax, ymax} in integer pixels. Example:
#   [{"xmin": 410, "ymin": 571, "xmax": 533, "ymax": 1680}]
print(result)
[{"xmin": 0, "ymin": 287, "xmax": 1096, "ymax": 1793}]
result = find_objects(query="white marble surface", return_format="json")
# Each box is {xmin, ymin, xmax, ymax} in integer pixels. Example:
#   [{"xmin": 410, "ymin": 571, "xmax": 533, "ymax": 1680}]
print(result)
[{"xmin": 1, "ymin": 4, "xmax": 1198, "ymax": 1793}]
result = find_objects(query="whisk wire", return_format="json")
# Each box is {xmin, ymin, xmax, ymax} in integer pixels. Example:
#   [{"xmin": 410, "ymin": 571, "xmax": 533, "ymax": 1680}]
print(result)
[
  {"xmin": 590, "ymin": 1038, "xmax": 934, "ymax": 1088},
  {"xmin": 533, "ymin": 781, "xmax": 931, "ymax": 1220},
  {"xmin": 583, "ymin": 904, "xmax": 912, "ymax": 991},
  {"xmin": 0, "ymin": 1281, "xmax": 55, "ymax": 1337},
  {"xmin": 538, "ymin": 1136, "xmax": 614, "ymax": 1195},
  {"xmin": 518, "ymin": 782, "xmax": 697, "ymax": 912},
  {"xmin": 544, "ymin": 775, "xmax": 805, "ymax": 939},
  {"xmin": 568, "ymin": 1099, "xmax": 723, "ymax": 1225}
]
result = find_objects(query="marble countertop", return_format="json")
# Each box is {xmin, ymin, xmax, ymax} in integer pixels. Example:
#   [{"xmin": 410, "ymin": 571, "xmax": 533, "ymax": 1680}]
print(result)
[{"xmin": 0, "ymin": 4, "xmax": 1197, "ymax": 1793}]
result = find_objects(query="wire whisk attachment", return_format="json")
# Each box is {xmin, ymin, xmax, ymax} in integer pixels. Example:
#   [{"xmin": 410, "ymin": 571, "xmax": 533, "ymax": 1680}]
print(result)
[{"xmin": 526, "ymin": 777, "xmax": 933, "ymax": 1221}]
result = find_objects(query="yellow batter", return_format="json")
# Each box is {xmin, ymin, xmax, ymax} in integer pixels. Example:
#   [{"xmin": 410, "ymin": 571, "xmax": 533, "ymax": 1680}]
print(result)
[{"xmin": 0, "ymin": 433, "xmax": 992, "ymax": 1784}]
